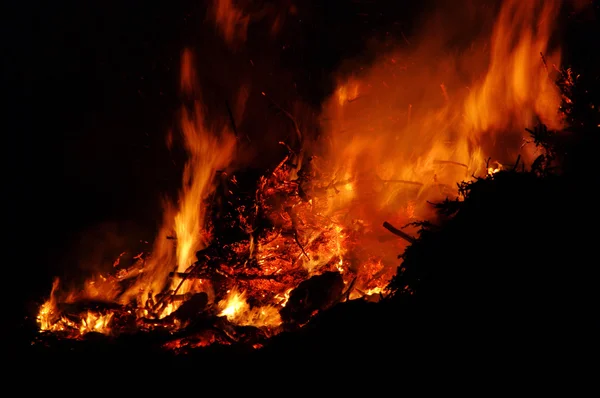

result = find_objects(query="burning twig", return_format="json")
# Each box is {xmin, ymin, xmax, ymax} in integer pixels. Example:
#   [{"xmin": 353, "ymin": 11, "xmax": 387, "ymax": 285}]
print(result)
[
  {"xmin": 225, "ymin": 100, "xmax": 251, "ymax": 143},
  {"xmin": 261, "ymin": 92, "xmax": 303, "ymax": 146},
  {"xmin": 272, "ymin": 152, "xmax": 290, "ymax": 176},
  {"xmin": 278, "ymin": 141, "xmax": 297, "ymax": 159},
  {"xmin": 150, "ymin": 260, "xmax": 203, "ymax": 314},
  {"xmin": 382, "ymin": 221, "xmax": 416, "ymax": 244},
  {"xmin": 433, "ymin": 160, "xmax": 468, "ymax": 169},
  {"xmin": 285, "ymin": 206, "xmax": 310, "ymax": 260}
]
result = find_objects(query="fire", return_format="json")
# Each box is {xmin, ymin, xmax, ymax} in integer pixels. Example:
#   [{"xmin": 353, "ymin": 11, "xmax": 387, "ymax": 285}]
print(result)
[
  {"xmin": 463, "ymin": 0, "xmax": 564, "ymax": 134},
  {"xmin": 79, "ymin": 311, "xmax": 114, "ymax": 335},
  {"xmin": 37, "ymin": 0, "xmax": 570, "ymax": 348},
  {"xmin": 37, "ymin": 278, "xmax": 116, "ymax": 337}
]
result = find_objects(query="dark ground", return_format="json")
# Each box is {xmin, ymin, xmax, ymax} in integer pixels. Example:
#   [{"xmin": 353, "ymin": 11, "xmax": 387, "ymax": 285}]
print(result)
[{"xmin": 4, "ymin": 0, "xmax": 600, "ymax": 385}]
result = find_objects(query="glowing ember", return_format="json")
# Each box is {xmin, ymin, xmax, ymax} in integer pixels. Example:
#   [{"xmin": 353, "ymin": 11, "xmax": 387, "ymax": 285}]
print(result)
[{"xmin": 37, "ymin": 0, "xmax": 571, "ymax": 348}]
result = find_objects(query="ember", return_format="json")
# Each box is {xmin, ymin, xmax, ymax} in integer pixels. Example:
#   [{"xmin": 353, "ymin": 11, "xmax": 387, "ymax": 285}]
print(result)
[{"xmin": 36, "ymin": 0, "xmax": 579, "ymax": 351}]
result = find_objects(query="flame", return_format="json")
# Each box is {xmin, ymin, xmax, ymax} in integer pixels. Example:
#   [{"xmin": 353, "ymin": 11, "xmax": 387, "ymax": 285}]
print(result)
[
  {"xmin": 321, "ymin": 0, "xmax": 563, "ymax": 221},
  {"xmin": 218, "ymin": 288, "xmax": 282, "ymax": 328},
  {"xmin": 37, "ymin": 278, "xmax": 115, "ymax": 336},
  {"xmin": 79, "ymin": 311, "xmax": 114, "ymax": 335},
  {"xmin": 112, "ymin": 49, "xmax": 236, "ymax": 309},
  {"xmin": 463, "ymin": 0, "xmax": 563, "ymax": 134},
  {"xmin": 37, "ymin": 278, "xmax": 60, "ymax": 331}
]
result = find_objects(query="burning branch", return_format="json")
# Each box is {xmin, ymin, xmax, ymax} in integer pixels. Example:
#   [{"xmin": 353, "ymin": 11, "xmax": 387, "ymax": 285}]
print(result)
[{"xmin": 382, "ymin": 221, "xmax": 416, "ymax": 244}]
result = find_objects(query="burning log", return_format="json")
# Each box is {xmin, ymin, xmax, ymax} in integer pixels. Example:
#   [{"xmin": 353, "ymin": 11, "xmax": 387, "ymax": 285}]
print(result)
[
  {"xmin": 382, "ymin": 221, "xmax": 416, "ymax": 244},
  {"xmin": 280, "ymin": 271, "xmax": 345, "ymax": 325}
]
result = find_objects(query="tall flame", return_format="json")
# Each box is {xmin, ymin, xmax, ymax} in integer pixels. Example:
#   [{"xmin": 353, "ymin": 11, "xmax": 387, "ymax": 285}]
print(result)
[
  {"xmin": 464, "ymin": 0, "xmax": 563, "ymax": 134},
  {"xmin": 121, "ymin": 49, "xmax": 236, "ymax": 306}
]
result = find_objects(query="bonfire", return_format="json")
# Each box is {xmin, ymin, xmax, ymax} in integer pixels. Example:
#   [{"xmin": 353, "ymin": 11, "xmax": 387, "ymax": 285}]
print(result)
[{"xmin": 36, "ymin": 0, "xmax": 578, "ymax": 353}]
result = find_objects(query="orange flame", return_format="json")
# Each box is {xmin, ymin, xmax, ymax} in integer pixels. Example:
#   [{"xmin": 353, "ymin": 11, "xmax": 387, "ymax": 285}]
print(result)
[
  {"xmin": 315, "ymin": 0, "xmax": 565, "ymax": 279},
  {"xmin": 463, "ymin": 0, "xmax": 563, "ymax": 134},
  {"xmin": 120, "ymin": 49, "xmax": 237, "ymax": 309}
]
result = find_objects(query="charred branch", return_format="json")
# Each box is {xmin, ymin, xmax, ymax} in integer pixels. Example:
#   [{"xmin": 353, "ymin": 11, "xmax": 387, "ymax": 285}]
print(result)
[{"xmin": 383, "ymin": 221, "xmax": 416, "ymax": 244}]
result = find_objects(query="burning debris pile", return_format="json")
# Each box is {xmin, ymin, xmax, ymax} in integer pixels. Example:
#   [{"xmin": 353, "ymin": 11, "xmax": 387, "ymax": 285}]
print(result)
[
  {"xmin": 34, "ymin": 0, "xmax": 588, "ymax": 352},
  {"xmin": 37, "ymin": 129, "xmax": 404, "ymax": 350}
]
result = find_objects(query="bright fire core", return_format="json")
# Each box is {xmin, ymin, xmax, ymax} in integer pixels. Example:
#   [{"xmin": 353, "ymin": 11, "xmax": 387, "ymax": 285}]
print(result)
[{"xmin": 37, "ymin": 0, "xmax": 569, "ymax": 349}]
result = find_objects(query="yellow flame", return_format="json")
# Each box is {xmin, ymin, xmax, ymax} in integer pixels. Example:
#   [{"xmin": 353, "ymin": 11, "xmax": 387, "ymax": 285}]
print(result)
[
  {"xmin": 79, "ymin": 311, "xmax": 114, "ymax": 335},
  {"xmin": 119, "ymin": 49, "xmax": 236, "ymax": 309},
  {"xmin": 37, "ymin": 278, "xmax": 60, "ymax": 331},
  {"xmin": 218, "ymin": 288, "xmax": 282, "ymax": 328}
]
